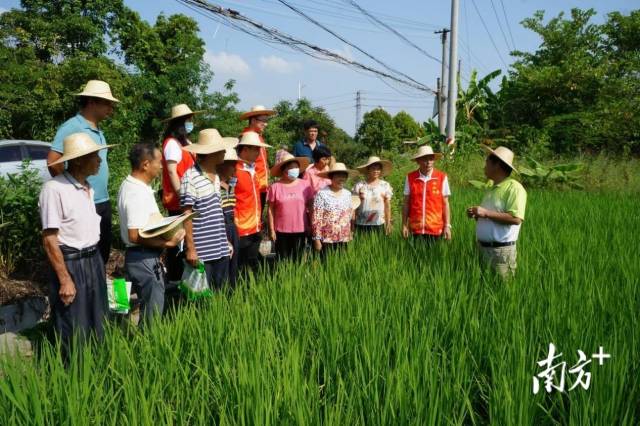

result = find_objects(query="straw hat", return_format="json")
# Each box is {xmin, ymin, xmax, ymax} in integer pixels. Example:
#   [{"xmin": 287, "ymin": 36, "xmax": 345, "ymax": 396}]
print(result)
[
  {"xmin": 75, "ymin": 80, "xmax": 119, "ymax": 103},
  {"xmin": 351, "ymin": 195, "xmax": 361, "ymax": 211},
  {"xmin": 139, "ymin": 212, "xmax": 197, "ymax": 239},
  {"xmin": 162, "ymin": 104, "xmax": 205, "ymax": 122},
  {"xmin": 316, "ymin": 162, "xmax": 357, "ymax": 179},
  {"xmin": 222, "ymin": 147, "xmax": 242, "ymax": 163},
  {"xmin": 48, "ymin": 132, "xmax": 116, "ymax": 166},
  {"xmin": 270, "ymin": 152, "xmax": 310, "ymax": 178},
  {"xmin": 240, "ymin": 105, "xmax": 276, "ymax": 120},
  {"xmin": 482, "ymin": 145, "xmax": 517, "ymax": 172},
  {"xmin": 183, "ymin": 129, "xmax": 236, "ymax": 155},
  {"xmin": 412, "ymin": 145, "xmax": 443, "ymax": 160},
  {"xmin": 356, "ymin": 156, "xmax": 393, "ymax": 176},
  {"xmin": 237, "ymin": 131, "xmax": 272, "ymax": 148}
]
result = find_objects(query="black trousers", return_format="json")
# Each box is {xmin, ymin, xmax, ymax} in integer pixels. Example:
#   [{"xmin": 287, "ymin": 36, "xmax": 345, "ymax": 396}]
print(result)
[
  {"xmin": 319, "ymin": 241, "xmax": 347, "ymax": 260},
  {"xmin": 238, "ymin": 233, "xmax": 261, "ymax": 274},
  {"xmin": 224, "ymin": 214, "xmax": 239, "ymax": 289},
  {"xmin": 204, "ymin": 257, "xmax": 230, "ymax": 291},
  {"xmin": 355, "ymin": 224, "xmax": 384, "ymax": 234},
  {"xmin": 275, "ymin": 232, "xmax": 307, "ymax": 260},
  {"xmin": 165, "ymin": 209, "xmax": 185, "ymax": 283},
  {"xmin": 95, "ymin": 201, "xmax": 112, "ymax": 264},
  {"xmin": 50, "ymin": 246, "xmax": 108, "ymax": 357}
]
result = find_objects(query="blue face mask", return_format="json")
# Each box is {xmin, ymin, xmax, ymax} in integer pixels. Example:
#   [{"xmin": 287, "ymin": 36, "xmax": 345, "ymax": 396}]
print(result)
[
  {"xmin": 184, "ymin": 121, "xmax": 194, "ymax": 134},
  {"xmin": 286, "ymin": 168, "xmax": 300, "ymax": 179},
  {"xmin": 229, "ymin": 176, "xmax": 238, "ymax": 186}
]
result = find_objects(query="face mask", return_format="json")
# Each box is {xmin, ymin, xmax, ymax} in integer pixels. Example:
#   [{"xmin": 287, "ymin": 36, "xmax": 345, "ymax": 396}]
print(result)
[
  {"xmin": 286, "ymin": 168, "xmax": 300, "ymax": 179},
  {"xmin": 184, "ymin": 121, "xmax": 194, "ymax": 134},
  {"xmin": 229, "ymin": 176, "xmax": 238, "ymax": 186}
]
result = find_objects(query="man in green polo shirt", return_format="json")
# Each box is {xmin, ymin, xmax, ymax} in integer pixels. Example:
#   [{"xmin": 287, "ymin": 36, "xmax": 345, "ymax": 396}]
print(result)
[
  {"xmin": 47, "ymin": 80, "xmax": 119, "ymax": 264},
  {"xmin": 467, "ymin": 146, "xmax": 527, "ymax": 279}
]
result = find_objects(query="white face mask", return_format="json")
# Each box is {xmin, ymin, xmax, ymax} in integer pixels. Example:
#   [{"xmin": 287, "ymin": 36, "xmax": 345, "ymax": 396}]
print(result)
[{"xmin": 286, "ymin": 167, "xmax": 300, "ymax": 179}]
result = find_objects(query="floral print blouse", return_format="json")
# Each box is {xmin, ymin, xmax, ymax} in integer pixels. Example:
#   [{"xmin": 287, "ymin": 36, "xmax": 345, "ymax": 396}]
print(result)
[
  {"xmin": 311, "ymin": 187, "xmax": 353, "ymax": 243},
  {"xmin": 352, "ymin": 180, "xmax": 393, "ymax": 226}
]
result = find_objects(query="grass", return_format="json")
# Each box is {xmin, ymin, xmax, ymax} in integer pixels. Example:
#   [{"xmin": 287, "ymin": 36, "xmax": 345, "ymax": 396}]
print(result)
[{"xmin": 1, "ymin": 185, "xmax": 639, "ymax": 424}]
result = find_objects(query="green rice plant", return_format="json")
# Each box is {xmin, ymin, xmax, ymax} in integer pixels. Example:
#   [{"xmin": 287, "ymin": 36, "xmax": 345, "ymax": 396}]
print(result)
[{"xmin": 0, "ymin": 188, "xmax": 638, "ymax": 424}]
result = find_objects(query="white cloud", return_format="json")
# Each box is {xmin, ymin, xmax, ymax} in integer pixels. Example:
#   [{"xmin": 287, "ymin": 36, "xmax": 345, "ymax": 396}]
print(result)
[
  {"xmin": 259, "ymin": 55, "xmax": 301, "ymax": 74},
  {"xmin": 205, "ymin": 51, "xmax": 251, "ymax": 76}
]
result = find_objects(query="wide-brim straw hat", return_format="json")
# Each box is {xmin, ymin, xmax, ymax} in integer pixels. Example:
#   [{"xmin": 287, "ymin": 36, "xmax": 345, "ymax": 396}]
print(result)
[
  {"xmin": 482, "ymin": 145, "xmax": 517, "ymax": 172},
  {"xmin": 240, "ymin": 105, "xmax": 276, "ymax": 120},
  {"xmin": 139, "ymin": 211, "xmax": 197, "ymax": 239},
  {"xmin": 162, "ymin": 104, "xmax": 205, "ymax": 122},
  {"xmin": 316, "ymin": 162, "xmax": 358, "ymax": 179},
  {"xmin": 222, "ymin": 147, "xmax": 243, "ymax": 163},
  {"xmin": 356, "ymin": 156, "xmax": 393, "ymax": 176},
  {"xmin": 270, "ymin": 152, "xmax": 310, "ymax": 177},
  {"xmin": 48, "ymin": 132, "xmax": 116, "ymax": 166},
  {"xmin": 237, "ymin": 131, "xmax": 272, "ymax": 148},
  {"xmin": 183, "ymin": 129, "xmax": 237, "ymax": 155},
  {"xmin": 75, "ymin": 80, "xmax": 119, "ymax": 103},
  {"xmin": 412, "ymin": 145, "xmax": 443, "ymax": 160}
]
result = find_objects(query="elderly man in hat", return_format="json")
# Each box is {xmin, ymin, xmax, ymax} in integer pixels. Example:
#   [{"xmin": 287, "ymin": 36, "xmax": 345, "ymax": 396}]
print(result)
[
  {"xmin": 47, "ymin": 80, "xmax": 119, "ymax": 265},
  {"xmin": 240, "ymin": 105, "xmax": 276, "ymax": 209},
  {"xmin": 402, "ymin": 145, "xmax": 452, "ymax": 242},
  {"xmin": 117, "ymin": 143, "xmax": 186, "ymax": 328},
  {"xmin": 467, "ymin": 146, "xmax": 527, "ymax": 279},
  {"xmin": 234, "ymin": 132, "xmax": 272, "ymax": 274},
  {"xmin": 40, "ymin": 133, "xmax": 115, "ymax": 354},
  {"xmin": 181, "ymin": 129, "xmax": 236, "ymax": 290}
]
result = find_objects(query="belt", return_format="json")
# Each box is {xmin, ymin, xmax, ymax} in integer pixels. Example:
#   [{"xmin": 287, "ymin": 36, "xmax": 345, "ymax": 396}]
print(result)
[
  {"xmin": 478, "ymin": 241, "xmax": 516, "ymax": 248},
  {"xmin": 126, "ymin": 246, "xmax": 163, "ymax": 255},
  {"xmin": 60, "ymin": 245, "xmax": 98, "ymax": 261}
]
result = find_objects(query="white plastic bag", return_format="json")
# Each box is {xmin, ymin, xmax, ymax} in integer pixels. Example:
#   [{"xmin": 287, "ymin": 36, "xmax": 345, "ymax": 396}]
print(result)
[{"xmin": 178, "ymin": 261, "xmax": 212, "ymax": 300}]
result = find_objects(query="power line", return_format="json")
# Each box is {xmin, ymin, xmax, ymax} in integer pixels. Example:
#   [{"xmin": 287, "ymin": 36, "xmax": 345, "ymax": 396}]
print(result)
[
  {"xmin": 274, "ymin": 0, "xmax": 434, "ymax": 93},
  {"xmin": 175, "ymin": 0, "xmax": 434, "ymax": 93},
  {"xmin": 489, "ymin": 0, "xmax": 513, "ymax": 52},
  {"xmin": 342, "ymin": 0, "xmax": 442, "ymax": 64},
  {"xmin": 470, "ymin": 0, "xmax": 508, "ymax": 68},
  {"xmin": 499, "ymin": 0, "xmax": 517, "ymax": 51}
]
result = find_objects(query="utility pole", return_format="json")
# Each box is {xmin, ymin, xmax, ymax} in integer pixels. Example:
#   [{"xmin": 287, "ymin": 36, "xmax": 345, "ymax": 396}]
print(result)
[
  {"xmin": 446, "ymin": 0, "xmax": 459, "ymax": 145},
  {"xmin": 297, "ymin": 81, "xmax": 305, "ymax": 101},
  {"xmin": 434, "ymin": 28, "xmax": 449, "ymax": 135},
  {"xmin": 355, "ymin": 90, "xmax": 362, "ymax": 134}
]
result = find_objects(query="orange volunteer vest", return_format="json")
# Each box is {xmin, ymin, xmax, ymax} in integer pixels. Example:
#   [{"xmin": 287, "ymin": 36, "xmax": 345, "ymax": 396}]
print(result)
[
  {"xmin": 241, "ymin": 127, "xmax": 269, "ymax": 192},
  {"xmin": 234, "ymin": 163, "xmax": 262, "ymax": 236},
  {"xmin": 407, "ymin": 169, "xmax": 447, "ymax": 235}
]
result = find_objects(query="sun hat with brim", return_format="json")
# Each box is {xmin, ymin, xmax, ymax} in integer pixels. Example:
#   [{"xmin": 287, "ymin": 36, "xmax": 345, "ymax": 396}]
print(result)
[
  {"xmin": 183, "ymin": 129, "xmax": 229, "ymax": 155},
  {"xmin": 139, "ymin": 211, "xmax": 197, "ymax": 239},
  {"xmin": 412, "ymin": 145, "xmax": 443, "ymax": 160},
  {"xmin": 221, "ymin": 147, "xmax": 242, "ymax": 163},
  {"xmin": 270, "ymin": 152, "xmax": 310, "ymax": 178},
  {"xmin": 48, "ymin": 132, "xmax": 116, "ymax": 166},
  {"xmin": 240, "ymin": 105, "xmax": 276, "ymax": 121},
  {"xmin": 75, "ymin": 80, "xmax": 119, "ymax": 103},
  {"xmin": 356, "ymin": 156, "xmax": 393, "ymax": 177},
  {"xmin": 316, "ymin": 162, "xmax": 358, "ymax": 179},
  {"xmin": 481, "ymin": 145, "xmax": 517, "ymax": 173},
  {"xmin": 237, "ymin": 131, "xmax": 272, "ymax": 148},
  {"xmin": 162, "ymin": 104, "xmax": 205, "ymax": 122}
]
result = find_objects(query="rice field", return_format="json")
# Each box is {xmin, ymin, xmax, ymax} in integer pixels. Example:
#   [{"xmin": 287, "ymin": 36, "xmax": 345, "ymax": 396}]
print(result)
[{"xmin": 1, "ymin": 187, "xmax": 638, "ymax": 425}]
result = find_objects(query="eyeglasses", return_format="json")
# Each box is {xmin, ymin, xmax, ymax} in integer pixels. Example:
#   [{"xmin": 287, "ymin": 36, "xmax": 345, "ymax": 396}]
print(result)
[{"xmin": 254, "ymin": 117, "xmax": 269, "ymax": 123}]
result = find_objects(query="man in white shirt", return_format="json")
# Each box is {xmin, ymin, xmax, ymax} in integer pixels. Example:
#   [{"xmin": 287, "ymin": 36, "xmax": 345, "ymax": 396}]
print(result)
[{"xmin": 117, "ymin": 143, "xmax": 184, "ymax": 328}]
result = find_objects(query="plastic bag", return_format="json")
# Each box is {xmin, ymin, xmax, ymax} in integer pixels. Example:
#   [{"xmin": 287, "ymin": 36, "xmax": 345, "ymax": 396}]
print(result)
[
  {"xmin": 178, "ymin": 261, "xmax": 213, "ymax": 300},
  {"xmin": 107, "ymin": 278, "xmax": 132, "ymax": 314}
]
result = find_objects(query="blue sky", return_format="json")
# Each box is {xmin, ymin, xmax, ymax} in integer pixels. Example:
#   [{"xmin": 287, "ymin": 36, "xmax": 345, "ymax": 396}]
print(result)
[{"xmin": 1, "ymin": 0, "xmax": 636, "ymax": 135}]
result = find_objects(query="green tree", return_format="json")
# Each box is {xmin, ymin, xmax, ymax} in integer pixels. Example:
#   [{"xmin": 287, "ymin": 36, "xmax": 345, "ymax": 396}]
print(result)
[
  {"xmin": 393, "ymin": 111, "xmax": 422, "ymax": 142},
  {"xmin": 355, "ymin": 108, "xmax": 399, "ymax": 153}
]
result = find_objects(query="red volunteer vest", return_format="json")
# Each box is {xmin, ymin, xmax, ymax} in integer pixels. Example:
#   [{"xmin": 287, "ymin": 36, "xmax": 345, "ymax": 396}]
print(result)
[
  {"xmin": 241, "ymin": 127, "xmax": 269, "ymax": 193},
  {"xmin": 161, "ymin": 137, "xmax": 195, "ymax": 211},
  {"xmin": 408, "ymin": 169, "xmax": 447, "ymax": 235},
  {"xmin": 234, "ymin": 163, "xmax": 262, "ymax": 236}
]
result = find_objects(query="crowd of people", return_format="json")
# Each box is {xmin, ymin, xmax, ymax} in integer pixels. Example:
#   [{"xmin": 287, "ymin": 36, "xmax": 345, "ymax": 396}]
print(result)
[{"xmin": 39, "ymin": 80, "xmax": 527, "ymax": 353}]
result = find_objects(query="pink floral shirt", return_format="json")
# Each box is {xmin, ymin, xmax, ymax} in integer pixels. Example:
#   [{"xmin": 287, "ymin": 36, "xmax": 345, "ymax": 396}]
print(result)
[{"xmin": 311, "ymin": 187, "xmax": 353, "ymax": 243}]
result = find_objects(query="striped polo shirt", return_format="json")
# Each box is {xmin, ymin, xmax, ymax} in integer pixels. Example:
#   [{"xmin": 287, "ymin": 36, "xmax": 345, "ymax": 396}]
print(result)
[
  {"xmin": 180, "ymin": 164, "xmax": 230, "ymax": 262},
  {"xmin": 220, "ymin": 181, "xmax": 236, "ymax": 219}
]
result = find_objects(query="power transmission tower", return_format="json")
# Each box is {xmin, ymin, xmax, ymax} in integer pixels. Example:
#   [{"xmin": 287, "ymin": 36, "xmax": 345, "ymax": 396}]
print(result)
[
  {"xmin": 355, "ymin": 90, "xmax": 362, "ymax": 134},
  {"xmin": 434, "ymin": 28, "xmax": 449, "ymax": 135},
  {"xmin": 446, "ymin": 0, "xmax": 459, "ymax": 145}
]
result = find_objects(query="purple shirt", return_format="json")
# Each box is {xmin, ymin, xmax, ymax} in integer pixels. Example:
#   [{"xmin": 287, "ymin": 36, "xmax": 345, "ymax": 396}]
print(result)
[{"xmin": 267, "ymin": 179, "xmax": 313, "ymax": 233}]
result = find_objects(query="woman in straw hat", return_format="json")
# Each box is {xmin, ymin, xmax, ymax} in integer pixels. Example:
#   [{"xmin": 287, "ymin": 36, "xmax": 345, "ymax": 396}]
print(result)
[
  {"xmin": 161, "ymin": 104, "xmax": 203, "ymax": 284},
  {"xmin": 303, "ymin": 144, "xmax": 334, "ymax": 196},
  {"xmin": 40, "ymin": 132, "xmax": 116, "ymax": 357},
  {"xmin": 353, "ymin": 156, "xmax": 394, "ymax": 235},
  {"xmin": 216, "ymin": 147, "xmax": 243, "ymax": 288},
  {"xmin": 267, "ymin": 153, "xmax": 313, "ymax": 260},
  {"xmin": 401, "ymin": 145, "xmax": 452, "ymax": 242},
  {"xmin": 180, "ymin": 129, "xmax": 237, "ymax": 291},
  {"xmin": 311, "ymin": 162, "xmax": 358, "ymax": 255},
  {"xmin": 48, "ymin": 79, "xmax": 119, "ymax": 265}
]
